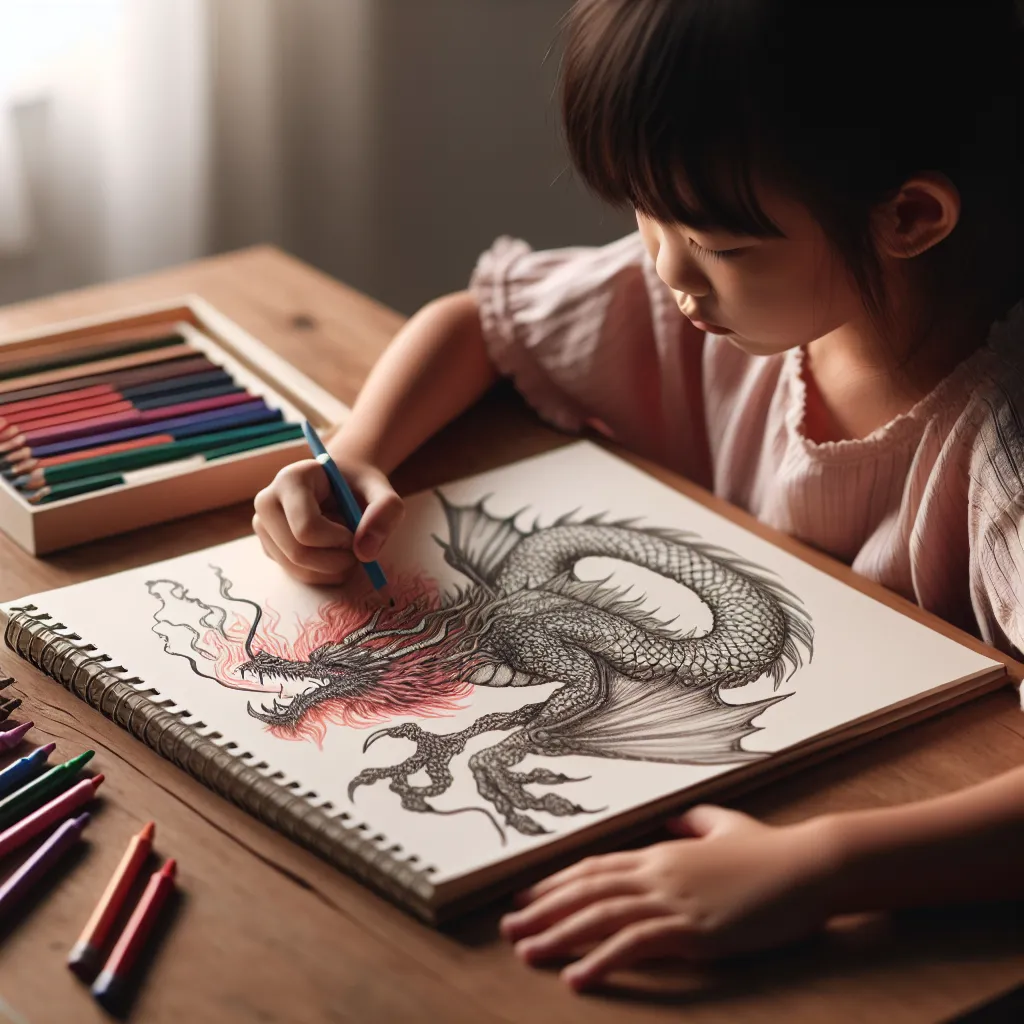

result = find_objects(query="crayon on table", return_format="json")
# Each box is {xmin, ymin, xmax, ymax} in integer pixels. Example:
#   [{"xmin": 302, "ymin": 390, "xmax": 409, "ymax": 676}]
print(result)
[
  {"xmin": 0, "ymin": 750, "xmax": 94, "ymax": 831},
  {"xmin": 0, "ymin": 699, "xmax": 21, "ymax": 723},
  {"xmin": 92, "ymin": 859, "xmax": 177, "ymax": 1006},
  {"xmin": 68, "ymin": 821, "xmax": 155, "ymax": 978},
  {"xmin": 0, "ymin": 743, "xmax": 56, "ymax": 799},
  {"xmin": 301, "ymin": 420, "xmax": 390, "ymax": 596},
  {"xmin": 0, "ymin": 774, "xmax": 103, "ymax": 860},
  {"xmin": 0, "ymin": 813, "xmax": 89, "ymax": 917},
  {"xmin": 0, "ymin": 722, "xmax": 34, "ymax": 752},
  {"xmin": 0, "ymin": 676, "xmax": 12, "ymax": 691}
]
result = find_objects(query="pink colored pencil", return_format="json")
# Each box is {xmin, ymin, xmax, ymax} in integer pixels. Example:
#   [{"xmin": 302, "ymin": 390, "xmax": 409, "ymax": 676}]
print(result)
[{"xmin": 0, "ymin": 774, "xmax": 104, "ymax": 860}]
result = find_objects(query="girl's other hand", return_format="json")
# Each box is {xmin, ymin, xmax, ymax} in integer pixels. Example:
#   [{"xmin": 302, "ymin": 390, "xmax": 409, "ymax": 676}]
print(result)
[
  {"xmin": 252, "ymin": 453, "xmax": 404, "ymax": 585},
  {"xmin": 500, "ymin": 805, "xmax": 836, "ymax": 991}
]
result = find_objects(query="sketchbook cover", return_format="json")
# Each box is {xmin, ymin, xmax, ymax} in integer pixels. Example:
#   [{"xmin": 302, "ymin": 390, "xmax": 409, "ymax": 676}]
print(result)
[{"xmin": 0, "ymin": 441, "xmax": 1004, "ymax": 910}]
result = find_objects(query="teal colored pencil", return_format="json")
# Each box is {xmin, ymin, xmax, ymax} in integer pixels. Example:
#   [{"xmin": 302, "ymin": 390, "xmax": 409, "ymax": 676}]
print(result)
[
  {"xmin": 24, "ymin": 423, "xmax": 305, "ymax": 503},
  {"xmin": 14, "ymin": 420, "xmax": 302, "ymax": 489}
]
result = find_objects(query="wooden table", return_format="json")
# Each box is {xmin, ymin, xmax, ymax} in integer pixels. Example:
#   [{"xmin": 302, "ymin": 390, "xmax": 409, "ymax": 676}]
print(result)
[{"xmin": 1, "ymin": 245, "xmax": 1023, "ymax": 1023}]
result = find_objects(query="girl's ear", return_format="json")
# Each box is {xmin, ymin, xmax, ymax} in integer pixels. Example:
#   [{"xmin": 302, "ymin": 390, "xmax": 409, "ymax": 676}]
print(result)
[{"xmin": 873, "ymin": 172, "xmax": 961, "ymax": 260}]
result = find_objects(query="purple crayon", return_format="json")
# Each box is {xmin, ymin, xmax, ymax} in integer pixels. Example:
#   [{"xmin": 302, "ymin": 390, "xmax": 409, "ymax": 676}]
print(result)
[
  {"xmin": 0, "ymin": 722, "xmax": 33, "ymax": 752},
  {"xmin": 0, "ymin": 813, "xmax": 89, "ymax": 917}
]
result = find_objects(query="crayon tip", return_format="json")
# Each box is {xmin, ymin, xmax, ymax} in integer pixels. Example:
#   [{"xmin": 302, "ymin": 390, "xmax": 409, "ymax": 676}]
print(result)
[
  {"xmin": 66, "ymin": 750, "xmax": 95, "ymax": 771},
  {"xmin": 140, "ymin": 821, "xmax": 156, "ymax": 842},
  {"xmin": 40, "ymin": 742, "xmax": 57, "ymax": 756},
  {"xmin": 91, "ymin": 773, "xmax": 105, "ymax": 789},
  {"xmin": 72, "ymin": 812, "xmax": 91, "ymax": 830},
  {"xmin": 160, "ymin": 858, "xmax": 177, "ymax": 881},
  {"xmin": 0, "ymin": 721, "xmax": 32, "ymax": 744}
]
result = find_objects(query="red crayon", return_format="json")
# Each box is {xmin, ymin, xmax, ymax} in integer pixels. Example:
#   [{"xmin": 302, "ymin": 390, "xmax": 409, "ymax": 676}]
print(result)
[
  {"xmin": 0, "ymin": 722, "xmax": 33, "ymax": 752},
  {"xmin": 92, "ymin": 858, "xmax": 176, "ymax": 1004},
  {"xmin": 68, "ymin": 820, "xmax": 155, "ymax": 978},
  {"xmin": 0, "ymin": 774, "xmax": 103, "ymax": 860}
]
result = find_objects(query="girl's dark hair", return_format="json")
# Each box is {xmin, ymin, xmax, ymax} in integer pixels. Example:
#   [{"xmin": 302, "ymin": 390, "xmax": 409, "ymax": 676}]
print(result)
[{"xmin": 561, "ymin": 0, "xmax": 1024, "ymax": 332}]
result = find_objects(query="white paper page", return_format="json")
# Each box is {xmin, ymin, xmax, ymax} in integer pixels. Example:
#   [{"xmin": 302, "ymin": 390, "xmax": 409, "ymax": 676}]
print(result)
[{"xmin": 2, "ymin": 442, "xmax": 999, "ymax": 884}]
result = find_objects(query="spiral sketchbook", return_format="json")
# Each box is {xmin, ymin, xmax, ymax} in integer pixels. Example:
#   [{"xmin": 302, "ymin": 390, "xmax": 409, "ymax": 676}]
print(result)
[{"xmin": 0, "ymin": 442, "xmax": 1006, "ymax": 921}]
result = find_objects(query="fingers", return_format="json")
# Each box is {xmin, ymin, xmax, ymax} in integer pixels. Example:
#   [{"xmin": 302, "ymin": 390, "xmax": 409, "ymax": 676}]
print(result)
[
  {"xmin": 562, "ymin": 918, "xmax": 691, "ymax": 991},
  {"xmin": 253, "ymin": 515, "xmax": 356, "ymax": 585},
  {"xmin": 665, "ymin": 804, "xmax": 735, "ymax": 838},
  {"xmin": 502, "ymin": 874, "xmax": 645, "ymax": 941},
  {"xmin": 513, "ymin": 895, "xmax": 670, "ymax": 966},
  {"xmin": 514, "ymin": 851, "xmax": 643, "ymax": 907},
  {"xmin": 353, "ymin": 472, "xmax": 405, "ymax": 562}
]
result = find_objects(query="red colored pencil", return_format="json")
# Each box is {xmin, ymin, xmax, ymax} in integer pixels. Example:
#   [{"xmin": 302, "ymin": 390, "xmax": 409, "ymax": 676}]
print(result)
[
  {"xmin": 0, "ymin": 385, "xmax": 117, "ymax": 421},
  {"xmin": 2, "ymin": 399, "xmax": 135, "ymax": 436},
  {"xmin": 68, "ymin": 821, "xmax": 155, "ymax": 978},
  {"xmin": 4, "ymin": 435, "xmax": 175, "ymax": 477},
  {"xmin": 0, "ymin": 774, "xmax": 104, "ymax": 860},
  {"xmin": 2, "ymin": 391, "xmax": 255, "ymax": 452},
  {"xmin": 91, "ymin": 858, "xmax": 176, "ymax": 1004}
]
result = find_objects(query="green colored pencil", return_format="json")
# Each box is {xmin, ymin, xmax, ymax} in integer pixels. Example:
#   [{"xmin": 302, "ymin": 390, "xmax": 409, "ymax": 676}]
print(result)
[
  {"xmin": 15, "ymin": 421, "xmax": 303, "ymax": 489},
  {"xmin": 25, "ymin": 423, "xmax": 305, "ymax": 504},
  {"xmin": 0, "ymin": 750, "xmax": 94, "ymax": 830}
]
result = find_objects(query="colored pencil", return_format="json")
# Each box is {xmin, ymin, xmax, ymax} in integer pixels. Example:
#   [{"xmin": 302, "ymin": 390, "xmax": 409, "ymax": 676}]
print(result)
[
  {"xmin": 0, "ymin": 723, "xmax": 33, "ymax": 752},
  {"xmin": 0, "ymin": 342, "xmax": 195, "ymax": 396},
  {"xmin": 2, "ymin": 401, "xmax": 280, "ymax": 465},
  {"xmin": 302, "ymin": 420, "xmax": 389, "ymax": 593},
  {"xmin": 0, "ymin": 378, "xmax": 240, "ymax": 434},
  {"xmin": 4, "ymin": 435, "xmax": 177, "ymax": 478},
  {"xmin": 15, "ymin": 421, "xmax": 303, "ymax": 490},
  {"xmin": 25, "ymin": 424, "xmax": 304, "ymax": 503},
  {"xmin": 68, "ymin": 821, "xmax": 155, "ymax": 977},
  {"xmin": 0, "ymin": 813, "xmax": 89, "ymax": 917},
  {"xmin": 0, "ymin": 742, "xmax": 56, "ymax": 799},
  {"xmin": 0, "ymin": 321, "xmax": 185, "ymax": 379},
  {"xmin": 0, "ymin": 354, "xmax": 215, "ymax": 407},
  {"xmin": 92, "ymin": 859, "xmax": 176, "ymax": 1005},
  {"xmin": 0, "ymin": 750, "xmax": 94, "ymax": 831},
  {"xmin": 2, "ymin": 391, "xmax": 257, "ymax": 450},
  {"xmin": 0, "ymin": 774, "xmax": 103, "ymax": 860},
  {"xmin": 0, "ymin": 332, "xmax": 182, "ymax": 382}
]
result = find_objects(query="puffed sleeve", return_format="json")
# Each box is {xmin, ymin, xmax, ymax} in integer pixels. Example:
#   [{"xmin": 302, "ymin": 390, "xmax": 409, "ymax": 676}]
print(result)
[{"xmin": 470, "ymin": 232, "xmax": 698, "ymax": 470}]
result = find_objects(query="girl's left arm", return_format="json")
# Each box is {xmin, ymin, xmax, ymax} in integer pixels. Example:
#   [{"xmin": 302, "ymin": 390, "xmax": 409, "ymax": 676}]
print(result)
[{"xmin": 501, "ymin": 764, "xmax": 1024, "ymax": 990}]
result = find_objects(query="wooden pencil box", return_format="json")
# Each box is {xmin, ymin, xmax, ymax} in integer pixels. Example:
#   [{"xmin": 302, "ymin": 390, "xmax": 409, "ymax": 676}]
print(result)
[{"xmin": 0, "ymin": 296, "xmax": 349, "ymax": 555}]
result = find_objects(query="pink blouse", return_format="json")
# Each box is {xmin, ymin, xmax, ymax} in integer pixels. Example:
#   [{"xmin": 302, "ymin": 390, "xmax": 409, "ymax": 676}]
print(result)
[{"xmin": 470, "ymin": 232, "xmax": 1024, "ymax": 659}]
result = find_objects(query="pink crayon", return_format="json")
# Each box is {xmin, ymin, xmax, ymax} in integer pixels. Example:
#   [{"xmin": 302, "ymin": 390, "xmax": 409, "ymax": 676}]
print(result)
[{"xmin": 0, "ymin": 722, "xmax": 33, "ymax": 752}]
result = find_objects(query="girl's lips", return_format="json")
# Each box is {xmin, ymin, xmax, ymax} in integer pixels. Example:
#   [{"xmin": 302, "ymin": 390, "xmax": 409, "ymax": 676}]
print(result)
[{"xmin": 686, "ymin": 315, "xmax": 732, "ymax": 335}]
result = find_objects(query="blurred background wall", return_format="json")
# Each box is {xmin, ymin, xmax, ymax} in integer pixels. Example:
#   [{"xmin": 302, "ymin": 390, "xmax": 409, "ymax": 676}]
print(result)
[{"xmin": 0, "ymin": 0, "xmax": 632, "ymax": 315}]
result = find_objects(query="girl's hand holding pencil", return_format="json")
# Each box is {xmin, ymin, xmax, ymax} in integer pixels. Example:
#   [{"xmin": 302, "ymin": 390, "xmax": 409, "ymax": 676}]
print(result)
[{"xmin": 253, "ymin": 442, "xmax": 404, "ymax": 587}]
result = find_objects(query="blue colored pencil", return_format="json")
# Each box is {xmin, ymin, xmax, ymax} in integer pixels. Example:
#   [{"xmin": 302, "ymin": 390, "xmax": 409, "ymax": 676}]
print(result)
[
  {"xmin": 0, "ymin": 743, "xmax": 56, "ymax": 799},
  {"xmin": 301, "ymin": 420, "xmax": 389, "ymax": 594}
]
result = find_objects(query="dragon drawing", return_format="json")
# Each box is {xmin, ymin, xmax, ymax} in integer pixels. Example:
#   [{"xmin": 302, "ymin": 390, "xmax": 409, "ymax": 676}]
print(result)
[{"xmin": 147, "ymin": 494, "xmax": 813, "ymax": 840}]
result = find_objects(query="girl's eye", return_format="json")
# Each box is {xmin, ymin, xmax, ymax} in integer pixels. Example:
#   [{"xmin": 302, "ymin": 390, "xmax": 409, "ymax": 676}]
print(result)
[{"xmin": 688, "ymin": 239, "xmax": 743, "ymax": 261}]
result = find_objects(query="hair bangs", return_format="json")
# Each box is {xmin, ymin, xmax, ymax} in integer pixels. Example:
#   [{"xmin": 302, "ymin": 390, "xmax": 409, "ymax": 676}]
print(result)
[{"xmin": 561, "ymin": 0, "xmax": 783, "ymax": 239}]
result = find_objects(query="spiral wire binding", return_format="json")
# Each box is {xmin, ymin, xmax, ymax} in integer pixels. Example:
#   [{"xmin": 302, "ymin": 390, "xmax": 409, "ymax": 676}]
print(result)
[{"xmin": 3, "ymin": 605, "xmax": 439, "ymax": 921}]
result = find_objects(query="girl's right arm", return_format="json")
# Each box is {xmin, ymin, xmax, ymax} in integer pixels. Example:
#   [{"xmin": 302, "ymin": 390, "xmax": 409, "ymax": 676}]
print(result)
[{"xmin": 253, "ymin": 290, "xmax": 497, "ymax": 584}]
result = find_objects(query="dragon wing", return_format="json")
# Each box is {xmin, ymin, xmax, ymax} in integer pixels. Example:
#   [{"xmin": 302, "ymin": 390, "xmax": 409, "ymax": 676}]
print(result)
[
  {"xmin": 543, "ymin": 670, "xmax": 786, "ymax": 765},
  {"xmin": 432, "ymin": 492, "xmax": 534, "ymax": 592}
]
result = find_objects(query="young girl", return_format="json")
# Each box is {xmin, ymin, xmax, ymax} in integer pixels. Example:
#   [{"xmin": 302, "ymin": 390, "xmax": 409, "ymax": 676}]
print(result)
[{"xmin": 254, "ymin": 0, "xmax": 1024, "ymax": 991}]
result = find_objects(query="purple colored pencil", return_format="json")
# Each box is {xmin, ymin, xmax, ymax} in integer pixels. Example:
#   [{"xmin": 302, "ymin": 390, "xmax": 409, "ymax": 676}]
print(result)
[
  {"xmin": 19, "ymin": 402, "xmax": 280, "ymax": 459},
  {"xmin": 0, "ymin": 813, "xmax": 89, "ymax": 916},
  {"xmin": 0, "ymin": 722, "xmax": 33, "ymax": 752}
]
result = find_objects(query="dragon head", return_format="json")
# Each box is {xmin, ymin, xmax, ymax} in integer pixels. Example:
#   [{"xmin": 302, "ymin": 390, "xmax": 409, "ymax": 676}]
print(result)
[{"xmin": 241, "ymin": 607, "xmax": 457, "ymax": 729}]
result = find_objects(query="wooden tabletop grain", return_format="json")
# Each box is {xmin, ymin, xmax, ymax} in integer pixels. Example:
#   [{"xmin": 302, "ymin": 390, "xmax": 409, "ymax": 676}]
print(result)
[{"xmin": 0, "ymin": 245, "xmax": 1022, "ymax": 1024}]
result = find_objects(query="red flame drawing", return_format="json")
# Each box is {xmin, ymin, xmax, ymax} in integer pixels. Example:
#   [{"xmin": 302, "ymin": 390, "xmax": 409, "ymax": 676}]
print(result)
[{"xmin": 201, "ymin": 573, "xmax": 473, "ymax": 746}]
